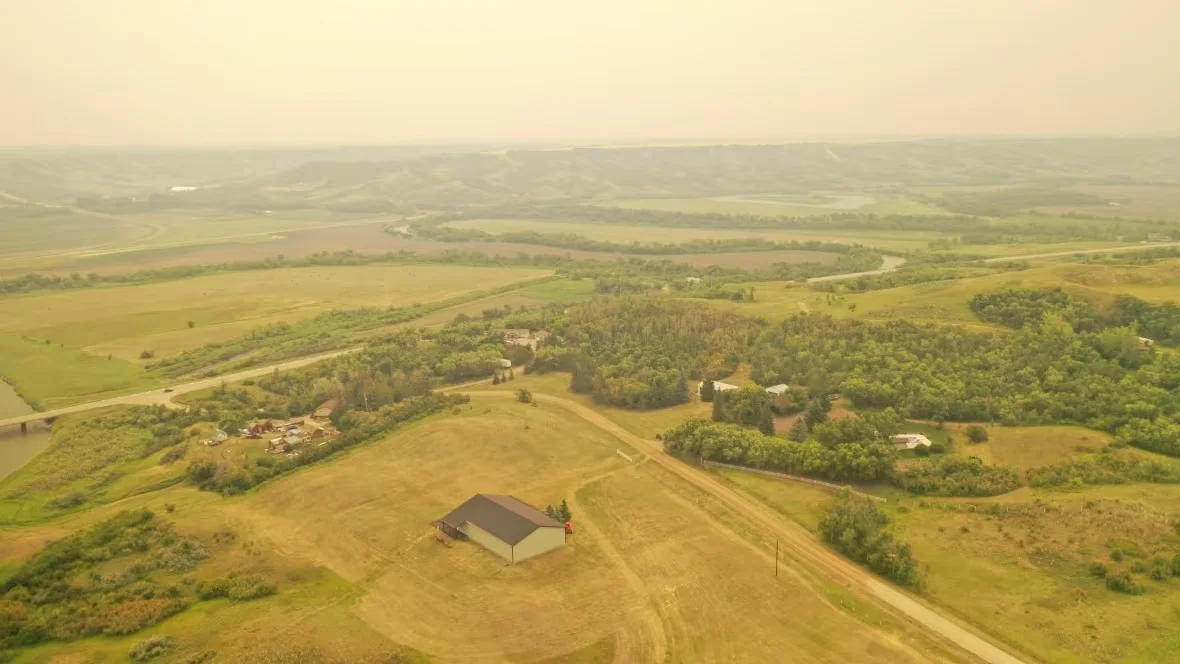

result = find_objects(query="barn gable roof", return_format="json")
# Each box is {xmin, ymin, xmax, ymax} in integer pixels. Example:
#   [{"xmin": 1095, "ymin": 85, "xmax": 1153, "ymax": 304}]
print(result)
[{"xmin": 438, "ymin": 494, "xmax": 564, "ymax": 545}]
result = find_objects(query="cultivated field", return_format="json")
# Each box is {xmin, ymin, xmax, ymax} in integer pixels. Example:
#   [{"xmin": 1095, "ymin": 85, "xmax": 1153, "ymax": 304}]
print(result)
[{"xmin": 0, "ymin": 264, "xmax": 552, "ymax": 407}]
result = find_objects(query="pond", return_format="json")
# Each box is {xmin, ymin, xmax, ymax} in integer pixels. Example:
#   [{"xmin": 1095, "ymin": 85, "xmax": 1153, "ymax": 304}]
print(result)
[{"xmin": 0, "ymin": 378, "xmax": 51, "ymax": 481}]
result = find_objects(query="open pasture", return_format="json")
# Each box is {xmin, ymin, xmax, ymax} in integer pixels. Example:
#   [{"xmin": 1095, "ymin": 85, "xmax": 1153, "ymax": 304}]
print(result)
[
  {"xmin": 695, "ymin": 259, "xmax": 1180, "ymax": 329},
  {"xmin": 597, "ymin": 193, "xmax": 949, "ymax": 218},
  {"xmin": 730, "ymin": 468, "xmax": 1180, "ymax": 664},
  {"xmin": 444, "ymin": 217, "xmax": 942, "ymax": 252},
  {"xmin": 211, "ymin": 399, "xmax": 919, "ymax": 662},
  {"xmin": 0, "ymin": 264, "xmax": 552, "ymax": 407},
  {"xmin": 951, "ymin": 425, "xmax": 1112, "ymax": 475}
]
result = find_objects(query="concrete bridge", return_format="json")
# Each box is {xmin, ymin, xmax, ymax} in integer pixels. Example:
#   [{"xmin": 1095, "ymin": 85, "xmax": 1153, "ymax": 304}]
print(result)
[{"xmin": 0, "ymin": 349, "xmax": 355, "ymax": 432}]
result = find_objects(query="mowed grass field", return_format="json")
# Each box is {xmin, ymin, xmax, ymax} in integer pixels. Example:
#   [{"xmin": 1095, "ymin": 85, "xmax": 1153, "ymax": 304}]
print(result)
[
  {"xmin": 0, "ymin": 264, "xmax": 552, "ymax": 407},
  {"xmin": 1, "ymin": 399, "xmax": 934, "ymax": 662},
  {"xmin": 694, "ymin": 259, "xmax": 1180, "ymax": 328},
  {"xmin": 725, "ymin": 465, "xmax": 1180, "ymax": 664},
  {"xmin": 444, "ymin": 217, "xmax": 942, "ymax": 252},
  {"xmin": 949, "ymin": 424, "xmax": 1112, "ymax": 475}
]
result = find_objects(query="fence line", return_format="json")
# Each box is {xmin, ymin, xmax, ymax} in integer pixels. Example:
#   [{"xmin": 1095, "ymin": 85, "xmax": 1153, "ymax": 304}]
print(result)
[{"xmin": 702, "ymin": 460, "xmax": 885, "ymax": 502}]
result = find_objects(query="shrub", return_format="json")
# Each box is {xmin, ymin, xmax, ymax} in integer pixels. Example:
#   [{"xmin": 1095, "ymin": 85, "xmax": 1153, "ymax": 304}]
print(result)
[
  {"xmin": 139, "ymin": 350, "xmax": 156, "ymax": 360},
  {"xmin": 129, "ymin": 635, "xmax": 176, "ymax": 662},
  {"xmin": 891, "ymin": 456, "xmax": 1019, "ymax": 497},
  {"xmin": 966, "ymin": 425, "xmax": 989, "ymax": 443},
  {"xmin": 1089, "ymin": 562, "xmax": 1108, "ymax": 578},
  {"xmin": 1105, "ymin": 570, "xmax": 1145, "ymax": 594},
  {"xmin": 46, "ymin": 492, "xmax": 87, "ymax": 510},
  {"xmin": 160, "ymin": 446, "xmax": 187, "ymax": 465},
  {"xmin": 515, "ymin": 388, "xmax": 533, "ymax": 403}
]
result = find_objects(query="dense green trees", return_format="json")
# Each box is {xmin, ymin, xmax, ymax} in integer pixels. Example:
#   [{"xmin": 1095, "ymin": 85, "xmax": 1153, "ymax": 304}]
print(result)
[
  {"xmin": 819, "ymin": 492, "xmax": 921, "ymax": 587},
  {"xmin": 749, "ymin": 313, "xmax": 1180, "ymax": 458},
  {"xmin": 971, "ymin": 288, "xmax": 1180, "ymax": 347},
  {"xmin": 549, "ymin": 297, "xmax": 755, "ymax": 409},
  {"xmin": 661, "ymin": 420, "xmax": 892, "ymax": 482},
  {"xmin": 891, "ymin": 456, "xmax": 1019, "ymax": 497},
  {"xmin": 710, "ymin": 386, "xmax": 775, "ymax": 434}
]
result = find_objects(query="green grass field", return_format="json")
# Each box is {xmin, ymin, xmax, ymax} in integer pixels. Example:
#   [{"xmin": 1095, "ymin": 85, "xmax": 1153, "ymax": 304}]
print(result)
[
  {"xmin": 0, "ymin": 265, "xmax": 553, "ymax": 407},
  {"xmin": 0, "ymin": 399, "xmax": 928, "ymax": 663}
]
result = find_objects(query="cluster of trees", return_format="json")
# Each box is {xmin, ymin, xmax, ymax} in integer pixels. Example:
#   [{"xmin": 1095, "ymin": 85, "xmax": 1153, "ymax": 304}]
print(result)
[
  {"xmin": 661, "ymin": 419, "xmax": 893, "ymax": 482},
  {"xmin": 1027, "ymin": 449, "xmax": 1180, "ymax": 487},
  {"xmin": 971, "ymin": 288, "xmax": 1180, "ymax": 347},
  {"xmin": 929, "ymin": 187, "xmax": 1107, "ymax": 217},
  {"xmin": 0, "ymin": 510, "xmax": 231, "ymax": 650},
  {"xmin": 553, "ymin": 298, "xmax": 754, "ymax": 409},
  {"xmin": 818, "ymin": 492, "xmax": 921, "ymax": 587},
  {"xmin": 543, "ymin": 500, "xmax": 571, "ymax": 522},
  {"xmin": 748, "ymin": 313, "xmax": 1180, "ymax": 458},
  {"xmin": 408, "ymin": 220, "xmax": 862, "ymax": 256},
  {"xmin": 710, "ymin": 386, "xmax": 776, "ymax": 434},
  {"xmin": 890, "ymin": 456, "xmax": 1020, "ymax": 497},
  {"xmin": 810, "ymin": 264, "xmax": 1022, "ymax": 294}
]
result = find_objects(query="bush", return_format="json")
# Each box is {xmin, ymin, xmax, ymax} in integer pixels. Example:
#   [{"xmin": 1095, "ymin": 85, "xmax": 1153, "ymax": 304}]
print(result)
[
  {"xmin": 129, "ymin": 635, "xmax": 176, "ymax": 662},
  {"xmin": 1105, "ymin": 570, "xmax": 1145, "ymax": 594},
  {"xmin": 46, "ymin": 491, "xmax": 87, "ymax": 510},
  {"xmin": 197, "ymin": 574, "xmax": 276, "ymax": 601},
  {"xmin": 966, "ymin": 425, "xmax": 989, "ymax": 443},
  {"xmin": 891, "ymin": 456, "xmax": 1019, "ymax": 497},
  {"xmin": 515, "ymin": 388, "xmax": 533, "ymax": 403},
  {"xmin": 139, "ymin": 350, "xmax": 156, "ymax": 360},
  {"xmin": 160, "ymin": 446, "xmax": 187, "ymax": 465},
  {"xmin": 1089, "ymin": 562, "xmax": 1108, "ymax": 578}
]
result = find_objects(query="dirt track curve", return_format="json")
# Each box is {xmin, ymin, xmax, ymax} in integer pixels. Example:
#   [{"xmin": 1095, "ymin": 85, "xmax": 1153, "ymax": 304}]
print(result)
[{"xmin": 464, "ymin": 390, "xmax": 1030, "ymax": 664}]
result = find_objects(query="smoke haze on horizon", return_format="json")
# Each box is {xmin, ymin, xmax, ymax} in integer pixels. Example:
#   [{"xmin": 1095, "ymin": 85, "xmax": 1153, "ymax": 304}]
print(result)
[{"xmin": 2, "ymin": 0, "xmax": 1178, "ymax": 147}]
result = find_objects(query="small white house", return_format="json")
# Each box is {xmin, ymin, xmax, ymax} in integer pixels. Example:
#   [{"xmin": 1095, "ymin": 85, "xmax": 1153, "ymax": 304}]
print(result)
[
  {"xmin": 699, "ymin": 380, "xmax": 740, "ymax": 396},
  {"xmin": 1138, "ymin": 336, "xmax": 1155, "ymax": 350},
  {"xmin": 765, "ymin": 384, "xmax": 789, "ymax": 396},
  {"xmin": 169, "ymin": 185, "xmax": 198, "ymax": 192},
  {"xmin": 499, "ymin": 358, "xmax": 513, "ymax": 368},
  {"xmin": 891, "ymin": 434, "xmax": 932, "ymax": 450}
]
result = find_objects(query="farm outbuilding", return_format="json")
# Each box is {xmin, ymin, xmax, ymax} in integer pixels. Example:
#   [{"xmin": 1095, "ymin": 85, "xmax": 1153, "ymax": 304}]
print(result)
[{"xmin": 436, "ymin": 494, "xmax": 566, "ymax": 564}]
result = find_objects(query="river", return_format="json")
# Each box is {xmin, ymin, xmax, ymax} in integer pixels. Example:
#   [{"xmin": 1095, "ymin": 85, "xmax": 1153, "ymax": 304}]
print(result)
[{"xmin": 0, "ymin": 378, "xmax": 51, "ymax": 481}]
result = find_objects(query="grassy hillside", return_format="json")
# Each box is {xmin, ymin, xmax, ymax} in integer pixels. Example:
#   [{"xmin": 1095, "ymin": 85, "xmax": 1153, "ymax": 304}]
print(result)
[{"xmin": 0, "ymin": 399, "xmax": 932, "ymax": 663}]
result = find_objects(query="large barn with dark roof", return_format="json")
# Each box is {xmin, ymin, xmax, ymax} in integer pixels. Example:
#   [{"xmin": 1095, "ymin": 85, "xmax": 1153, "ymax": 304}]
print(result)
[{"xmin": 436, "ymin": 494, "xmax": 566, "ymax": 563}]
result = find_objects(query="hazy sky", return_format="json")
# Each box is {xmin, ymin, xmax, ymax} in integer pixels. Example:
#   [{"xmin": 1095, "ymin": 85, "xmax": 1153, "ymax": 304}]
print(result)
[{"xmin": 2, "ymin": 0, "xmax": 1178, "ymax": 146}]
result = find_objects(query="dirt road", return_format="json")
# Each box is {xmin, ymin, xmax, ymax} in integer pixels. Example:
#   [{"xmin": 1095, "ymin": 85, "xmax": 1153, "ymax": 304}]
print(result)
[{"xmin": 464, "ymin": 390, "xmax": 1030, "ymax": 664}]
